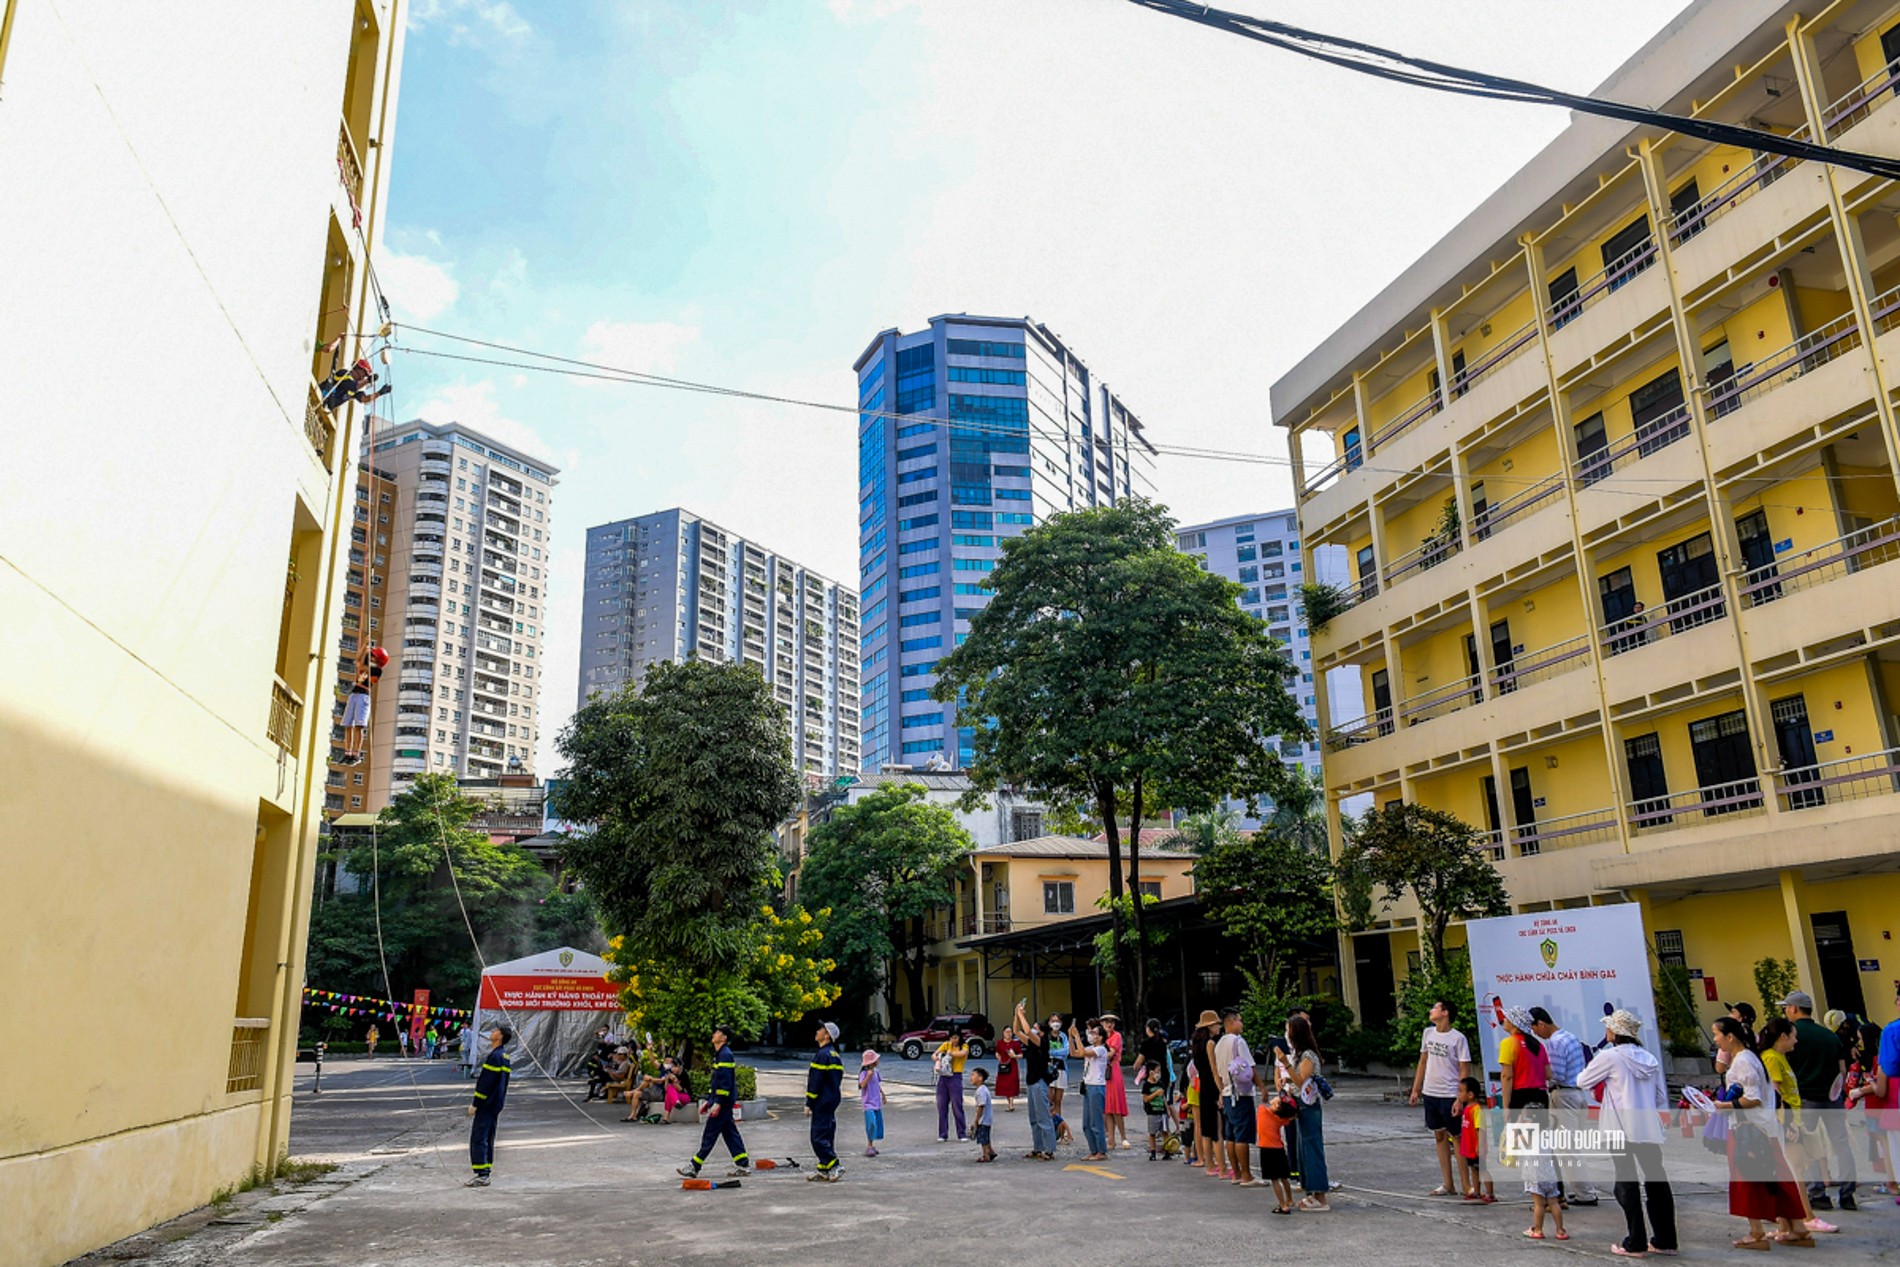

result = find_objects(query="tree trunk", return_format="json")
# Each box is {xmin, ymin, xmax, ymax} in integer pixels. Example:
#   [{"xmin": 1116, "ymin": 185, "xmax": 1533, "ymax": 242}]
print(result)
[
  {"xmin": 1125, "ymin": 776, "xmax": 1148, "ymax": 1023},
  {"xmin": 1096, "ymin": 781, "xmax": 1133, "ymax": 1016},
  {"xmin": 901, "ymin": 915, "xmax": 929, "ymax": 1024}
]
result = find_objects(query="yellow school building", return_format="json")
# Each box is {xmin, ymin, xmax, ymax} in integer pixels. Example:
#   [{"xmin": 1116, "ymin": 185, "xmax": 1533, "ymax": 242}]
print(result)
[
  {"xmin": 0, "ymin": 4, "xmax": 405, "ymax": 1263},
  {"xmin": 1277, "ymin": 0, "xmax": 1900, "ymax": 1029}
]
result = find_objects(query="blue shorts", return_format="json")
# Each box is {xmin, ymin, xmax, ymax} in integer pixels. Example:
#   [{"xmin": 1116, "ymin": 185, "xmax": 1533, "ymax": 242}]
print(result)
[
  {"xmin": 1423, "ymin": 1094, "xmax": 1458, "ymax": 1133},
  {"xmin": 973, "ymin": 1124, "xmax": 992, "ymax": 1146},
  {"xmin": 1223, "ymin": 1096, "xmax": 1257, "ymax": 1145},
  {"xmin": 342, "ymin": 691, "xmax": 371, "ymax": 727}
]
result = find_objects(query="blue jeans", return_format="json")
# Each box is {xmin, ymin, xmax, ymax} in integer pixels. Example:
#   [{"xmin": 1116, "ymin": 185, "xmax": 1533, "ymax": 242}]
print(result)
[
  {"xmin": 1026, "ymin": 1081, "xmax": 1056, "ymax": 1153},
  {"xmin": 1298, "ymin": 1101, "xmax": 1329, "ymax": 1194},
  {"xmin": 863, "ymin": 1107, "xmax": 884, "ymax": 1143},
  {"xmin": 1083, "ymin": 1083, "xmax": 1107, "ymax": 1154}
]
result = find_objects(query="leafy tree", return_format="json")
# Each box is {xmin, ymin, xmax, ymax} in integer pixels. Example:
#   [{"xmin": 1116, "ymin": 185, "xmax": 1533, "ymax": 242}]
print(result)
[
  {"xmin": 798, "ymin": 783, "xmax": 972, "ymax": 1027},
  {"xmin": 1193, "ymin": 826, "xmax": 1336, "ymax": 990},
  {"xmin": 1337, "ymin": 803, "xmax": 1509, "ymax": 970},
  {"xmin": 1169, "ymin": 807, "xmax": 1243, "ymax": 855},
  {"xmin": 533, "ymin": 888, "xmax": 606, "ymax": 953},
  {"xmin": 1262, "ymin": 765, "xmax": 1332, "ymax": 855},
  {"xmin": 1753, "ymin": 956, "xmax": 1798, "ymax": 1017},
  {"xmin": 934, "ymin": 499, "xmax": 1306, "ymax": 1020},
  {"xmin": 557, "ymin": 659, "xmax": 813, "ymax": 1062},
  {"xmin": 304, "ymin": 773, "xmax": 551, "ymax": 1006},
  {"xmin": 1384, "ymin": 945, "xmax": 1481, "ymax": 1065},
  {"xmin": 1655, "ymin": 962, "xmax": 1707, "ymax": 1057},
  {"xmin": 1092, "ymin": 891, "xmax": 1171, "ymax": 973}
]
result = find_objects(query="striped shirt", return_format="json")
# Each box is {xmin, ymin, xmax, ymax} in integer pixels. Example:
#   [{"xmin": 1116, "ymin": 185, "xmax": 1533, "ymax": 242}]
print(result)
[{"xmin": 1543, "ymin": 1027, "xmax": 1586, "ymax": 1088}]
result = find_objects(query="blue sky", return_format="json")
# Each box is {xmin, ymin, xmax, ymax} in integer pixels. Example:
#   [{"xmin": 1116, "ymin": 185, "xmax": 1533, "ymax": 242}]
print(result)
[{"xmin": 380, "ymin": 0, "xmax": 1691, "ymax": 767}]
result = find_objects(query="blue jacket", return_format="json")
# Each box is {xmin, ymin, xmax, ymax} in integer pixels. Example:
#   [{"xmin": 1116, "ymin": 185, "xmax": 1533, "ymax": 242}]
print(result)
[
  {"xmin": 472, "ymin": 1046, "xmax": 512, "ymax": 1114},
  {"xmin": 806, "ymin": 1043, "xmax": 844, "ymax": 1114},
  {"xmin": 706, "ymin": 1042, "xmax": 738, "ymax": 1109}
]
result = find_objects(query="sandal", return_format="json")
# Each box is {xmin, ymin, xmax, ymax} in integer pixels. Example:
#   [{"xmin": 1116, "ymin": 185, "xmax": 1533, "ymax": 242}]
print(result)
[
  {"xmin": 1430, "ymin": 1185, "xmax": 1453, "ymax": 1196},
  {"xmin": 1554, "ymin": 1231, "xmax": 1569, "ymax": 1241},
  {"xmin": 1732, "ymin": 1237, "xmax": 1772, "ymax": 1251},
  {"xmin": 1609, "ymin": 1248, "xmax": 1646, "ymax": 1258},
  {"xmin": 1775, "ymin": 1235, "xmax": 1816, "ymax": 1249},
  {"xmin": 1524, "ymin": 1230, "xmax": 1546, "ymax": 1240}
]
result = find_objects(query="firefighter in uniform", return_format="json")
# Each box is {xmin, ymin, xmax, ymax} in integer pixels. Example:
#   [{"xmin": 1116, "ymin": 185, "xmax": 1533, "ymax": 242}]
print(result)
[
  {"xmin": 465, "ymin": 1025, "xmax": 513, "ymax": 1187},
  {"xmin": 806, "ymin": 1020, "xmax": 845, "ymax": 1181},
  {"xmin": 679, "ymin": 1023, "xmax": 750, "ymax": 1179}
]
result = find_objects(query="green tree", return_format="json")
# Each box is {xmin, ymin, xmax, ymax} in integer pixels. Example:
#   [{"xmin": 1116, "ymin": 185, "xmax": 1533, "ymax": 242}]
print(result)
[
  {"xmin": 1262, "ymin": 765, "xmax": 1332, "ymax": 855},
  {"xmin": 798, "ymin": 783, "xmax": 972, "ymax": 1027},
  {"xmin": 533, "ymin": 888, "xmax": 606, "ymax": 953},
  {"xmin": 304, "ymin": 773, "xmax": 550, "ymax": 1004},
  {"xmin": 933, "ymin": 499, "xmax": 1306, "ymax": 1020},
  {"xmin": 1192, "ymin": 825, "xmax": 1337, "ymax": 990},
  {"xmin": 557, "ymin": 660, "xmax": 811, "ymax": 1061},
  {"xmin": 1337, "ymin": 802, "xmax": 1509, "ymax": 970},
  {"xmin": 1753, "ymin": 956, "xmax": 1798, "ymax": 1017}
]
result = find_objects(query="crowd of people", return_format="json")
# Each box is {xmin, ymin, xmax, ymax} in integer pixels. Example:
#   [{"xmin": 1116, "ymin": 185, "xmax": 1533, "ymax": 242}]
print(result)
[{"xmin": 446, "ymin": 979, "xmax": 1900, "ymax": 1261}]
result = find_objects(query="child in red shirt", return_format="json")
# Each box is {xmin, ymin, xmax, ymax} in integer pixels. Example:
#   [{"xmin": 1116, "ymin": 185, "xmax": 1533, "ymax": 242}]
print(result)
[
  {"xmin": 1254, "ymin": 1084, "xmax": 1297, "ymax": 1214},
  {"xmin": 1456, "ymin": 1075, "xmax": 1495, "ymax": 1202}
]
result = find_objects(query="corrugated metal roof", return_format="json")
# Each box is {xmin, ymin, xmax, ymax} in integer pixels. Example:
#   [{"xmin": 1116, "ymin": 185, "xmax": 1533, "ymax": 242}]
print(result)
[{"xmin": 975, "ymin": 835, "xmax": 1197, "ymax": 859}]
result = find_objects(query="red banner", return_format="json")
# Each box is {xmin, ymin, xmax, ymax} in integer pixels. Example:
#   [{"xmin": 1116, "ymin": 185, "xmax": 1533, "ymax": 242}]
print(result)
[
  {"xmin": 409, "ymin": 989, "xmax": 431, "ymax": 1050},
  {"xmin": 477, "ymin": 973, "xmax": 620, "ymax": 1011}
]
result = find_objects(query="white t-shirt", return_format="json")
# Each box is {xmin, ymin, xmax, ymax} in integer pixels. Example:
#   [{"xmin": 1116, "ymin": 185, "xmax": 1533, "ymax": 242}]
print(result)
[
  {"xmin": 1082, "ymin": 1042, "xmax": 1109, "ymax": 1086},
  {"xmin": 975, "ymin": 1083, "xmax": 994, "ymax": 1125},
  {"xmin": 1419, "ymin": 1025, "xmax": 1472, "ymax": 1098},
  {"xmin": 1725, "ymin": 1048, "xmax": 1777, "ymax": 1132}
]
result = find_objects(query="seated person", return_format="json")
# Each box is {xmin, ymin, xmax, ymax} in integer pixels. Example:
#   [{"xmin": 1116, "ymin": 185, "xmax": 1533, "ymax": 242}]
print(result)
[{"xmin": 600, "ymin": 1048, "xmax": 635, "ymax": 1103}]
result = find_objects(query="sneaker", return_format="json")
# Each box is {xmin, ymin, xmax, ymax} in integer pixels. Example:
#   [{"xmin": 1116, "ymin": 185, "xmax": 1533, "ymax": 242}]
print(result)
[
  {"xmin": 1805, "ymin": 1218, "xmax": 1839, "ymax": 1234},
  {"xmin": 726, "ymin": 1166, "xmax": 751, "ymax": 1178},
  {"xmin": 864, "ymin": 1147, "xmax": 877, "ymax": 1157},
  {"xmin": 1839, "ymin": 1195, "xmax": 1858, "ymax": 1211},
  {"xmin": 676, "ymin": 1165, "xmax": 700, "ymax": 1178},
  {"xmin": 1569, "ymin": 1196, "xmax": 1600, "ymax": 1207},
  {"xmin": 807, "ymin": 1170, "xmax": 839, "ymax": 1183},
  {"xmin": 1810, "ymin": 1194, "xmax": 1834, "ymax": 1211},
  {"xmin": 465, "ymin": 1175, "xmax": 489, "ymax": 1187}
]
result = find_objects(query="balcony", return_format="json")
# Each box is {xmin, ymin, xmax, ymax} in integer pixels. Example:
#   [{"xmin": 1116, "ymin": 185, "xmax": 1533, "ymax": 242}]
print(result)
[
  {"xmin": 1741, "ymin": 516, "xmax": 1900, "ymax": 609},
  {"xmin": 1771, "ymin": 746, "xmax": 1900, "ymax": 812},
  {"xmin": 1548, "ymin": 243, "xmax": 1669, "ymax": 380},
  {"xmin": 1597, "ymin": 581, "xmax": 1725, "ymax": 659},
  {"xmin": 304, "ymin": 383, "xmax": 336, "ymax": 470},
  {"xmin": 1706, "ymin": 304, "xmax": 1869, "ymax": 419},
  {"xmin": 267, "ymin": 676, "xmax": 303, "ymax": 755},
  {"xmin": 1479, "ymin": 806, "xmax": 1619, "ymax": 860},
  {"xmin": 1823, "ymin": 59, "xmax": 1900, "ymax": 143},
  {"xmin": 1576, "ymin": 404, "xmax": 1691, "ymax": 488},
  {"xmin": 1381, "ymin": 531, "xmax": 1461, "ymax": 591},
  {"xmin": 420, "ymin": 458, "xmax": 451, "ymax": 477},
  {"xmin": 1492, "ymin": 633, "xmax": 1592, "ymax": 694},
  {"xmin": 336, "ymin": 121, "xmax": 365, "ymax": 226},
  {"xmin": 227, "ymin": 1018, "xmax": 271, "ymax": 1094},
  {"xmin": 1394, "ymin": 671, "xmax": 1484, "ymax": 728},
  {"xmin": 409, "ymin": 581, "xmax": 441, "ymax": 601},
  {"xmin": 1628, "ymin": 776, "xmax": 1764, "ymax": 834},
  {"xmin": 1473, "ymin": 469, "xmax": 1564, "ymax": 538},
  {"xmin": 1367, "ymin": 384, "xmax": 1443, "ymax": 453},
  {"xmin": 411, "ymin": 562, "xmax": 443, "ymax": 581},
  {"xmin": 398, "ymin": 668, "xmax": 434, "ymax": 687},
  {"xmin": 1325, "ymin": 704, "xmax": 1394, "ymax": 751},
  {"xmin": 397, "ymin": 688, "xmax": 431, "ymax": 708}
]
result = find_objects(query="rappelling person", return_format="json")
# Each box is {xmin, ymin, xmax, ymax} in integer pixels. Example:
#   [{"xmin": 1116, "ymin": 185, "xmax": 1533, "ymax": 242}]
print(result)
[
  {"xmin": 317, "ymin": 333, "xmax": 392, "ymax": 412},
  {"xmin": 678, "ymin": 1023, "xmax": 750, "ymax": 1180},
  {"xmin": 805, "ymin": 1019, "xmax": 845, "ymax": 1182},
  {"xmin": 340, "ymin": 646, "xmax": 387, "ymax": 766}
]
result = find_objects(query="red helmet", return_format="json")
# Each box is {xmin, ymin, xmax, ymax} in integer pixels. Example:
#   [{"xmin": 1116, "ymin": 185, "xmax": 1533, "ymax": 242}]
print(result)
[
  {"xmin": 368, "ymin": 646, "xmax": 390, "ymax": 667},
  {"xmin": 352, "ymin": 358, "xmax": 374, "ymax": 377}
]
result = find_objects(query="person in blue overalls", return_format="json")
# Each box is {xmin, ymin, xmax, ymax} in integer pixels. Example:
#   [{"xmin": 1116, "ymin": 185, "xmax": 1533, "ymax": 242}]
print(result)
[
  {"xmin": 679, "ymin": 1023, "xmax": 750, "ymax": 1179},
  {"xmin": 465, "ymin": 1025, "xmax": 513, "ymax": 1187},
  {"xmin": 806, "ymin": 1020, "xmax": 845, "ymax": 1182}
]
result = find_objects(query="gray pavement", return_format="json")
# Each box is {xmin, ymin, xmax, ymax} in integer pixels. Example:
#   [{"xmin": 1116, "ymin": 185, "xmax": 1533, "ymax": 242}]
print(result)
[{"xmin": 75, "ymin": 1056, "xmax": 1900, "ymax": 1266}]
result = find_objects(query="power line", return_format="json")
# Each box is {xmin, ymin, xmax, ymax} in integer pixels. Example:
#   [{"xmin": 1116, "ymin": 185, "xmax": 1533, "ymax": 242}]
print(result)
[{"xmin": 1126, "ymin": 1, "xmax": 1900, "ymax": 184}]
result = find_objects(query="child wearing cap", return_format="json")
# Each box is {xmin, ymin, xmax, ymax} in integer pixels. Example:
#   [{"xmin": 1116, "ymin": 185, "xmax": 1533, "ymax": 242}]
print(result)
[{"xmin": 858, "ymin": 1048, "xmax": 884, "ymax": 1157}]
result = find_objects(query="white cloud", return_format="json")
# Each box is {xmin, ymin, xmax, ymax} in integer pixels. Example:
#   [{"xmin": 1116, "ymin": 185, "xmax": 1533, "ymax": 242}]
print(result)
[
  {"xmin": 826, "ymin": 0, "xmax": 915, "ymax": 23},
  {"xmin": 411, "ymin": 380, "xmax": 564, "ymax": 467},
  {"xmin": 408, "ymin": 0, "xmax": 530, "ymax": 42},
  {"xmin": 580, "ymin": 319, "xmax": 702, "ymax": 375},
  {"xmin": 378, "ymin": 248, "xmax": 460, "ymax": 322}
]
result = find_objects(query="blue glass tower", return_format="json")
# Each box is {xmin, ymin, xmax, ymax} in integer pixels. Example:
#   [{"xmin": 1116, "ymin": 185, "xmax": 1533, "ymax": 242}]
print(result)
[{"xmin": 853, "ymin": 314, "xmax": 1157, "ymax": 772}]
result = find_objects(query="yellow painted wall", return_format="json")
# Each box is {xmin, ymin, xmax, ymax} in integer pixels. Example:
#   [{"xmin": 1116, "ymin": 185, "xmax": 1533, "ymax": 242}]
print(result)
[
  {"xmin": 1409, "ymin": 766, "xmax": 1497, "ymax": 832},
  {"xmin": 1543, "ymin": 177, "xmax": 1650, "ymax": 289},
  {"xmin": 1573, "ymin": 350, "xmax": 1681, "ymax": 455},
  {"xmin": 1448, "ymin": 281, "xmax": 1538, "ymax": 369},
  {"xmin": 1851, "ymin": 17, "xmax": 1900, "ymax": 87},
  {"xmin": 1668, "ymin": 144, "xmax": 1755, "ymax": 218},
  {"xmin": 1773, "ymin": 660, "xmax": 1887, "ymax": 765},
  {"xmin": 1368, "ymin": 354, "xmax": 1441, "ymax": 434},
  {"xmin": 1828, "ymin": 461, "xmax": 1900, "ymax": 522},
  {"xmin": 1491, "ymin": 572, "xmax": 1590, "ymax": 657},
  {"xmin": 1789, "ymin": 284, "xmax": 1852, "ymax": 337},
  {"xmin": 1397, "ymin": 623, "xmax": 1479, "ymax": 707},
  {"xmin": 1714, "ymin": 289, "xmax": 1798, "ymax": 368},
  {"xmin": 1386, "ymin": 491, "xmax": 1458, "ymax": 564},
  {"xmin": 1470, "ymin": 425, "xmax": 1564, "ymax": 511},
  {"xmin": 1508, "ymin": 733, "xmax": 1613, "ymax": 821}
]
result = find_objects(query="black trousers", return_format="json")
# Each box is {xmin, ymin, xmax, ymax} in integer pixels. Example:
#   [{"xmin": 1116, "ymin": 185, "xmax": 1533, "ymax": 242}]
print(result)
[
  {"xmin": 469, "ymin": 1110, "xmax": 500, "ymax": 1173},
  {"xmin": 1612, "ymin": 1143, "xmax": 1677, "ymax": 1254},
  {"xmin": 811, "ymin": 1107, "xmax": 839, "ymax": 1171},
  {"xmin": 694, "ymin": 1107, "xmax": 748, "ymax": 1169}
]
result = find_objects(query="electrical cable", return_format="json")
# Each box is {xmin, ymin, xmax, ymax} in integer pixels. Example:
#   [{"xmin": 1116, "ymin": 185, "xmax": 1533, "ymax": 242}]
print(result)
[{"xmin": 1126, "ymin": 1, "xmax": 1900, "ymax": 184}]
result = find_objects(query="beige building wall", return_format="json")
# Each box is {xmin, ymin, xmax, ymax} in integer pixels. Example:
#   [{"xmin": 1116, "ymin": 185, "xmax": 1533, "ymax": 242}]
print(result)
[
  {"xmin": 1276, "ymin": 0, "xmax": 1900, "ymax": 1033},
  {"xmin": 0, "ymin": 4, "xmax": 404, "ymax": 1264}
]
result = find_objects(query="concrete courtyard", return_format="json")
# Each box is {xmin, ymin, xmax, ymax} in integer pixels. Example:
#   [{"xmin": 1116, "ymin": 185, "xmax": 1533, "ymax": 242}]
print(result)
[{"xmin": 74, "ymin": 1055, "xmax": 1900, "ymax": 1266}]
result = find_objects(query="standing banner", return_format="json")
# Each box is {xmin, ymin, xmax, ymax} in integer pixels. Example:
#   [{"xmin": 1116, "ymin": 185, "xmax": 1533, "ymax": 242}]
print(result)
[
  {"xmin": 1465, "ymin": 904, "xmax": 1663, "ymax": 1093},
  {"xmin": 409, "ymin": 988, "xmax": 431, "ymax": 1055}
]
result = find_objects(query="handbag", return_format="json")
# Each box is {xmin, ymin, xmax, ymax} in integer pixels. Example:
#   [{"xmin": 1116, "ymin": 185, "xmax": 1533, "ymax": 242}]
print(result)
[
  {"xmin": 1315, "ymin": 1074, "xmax": 1335, "ymax": 1102},
  {"xmin": 933, "ymin": 1051, "xmax": 954, "ymax": 1079}
]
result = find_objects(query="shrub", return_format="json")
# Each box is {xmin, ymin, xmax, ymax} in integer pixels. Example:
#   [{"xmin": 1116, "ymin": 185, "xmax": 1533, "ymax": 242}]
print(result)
[
  {"xmin": 1753, "ymin": 956, "xmax": 1798, "ymax": 1017},
  {"xmin": 1654, "ymin": 963, "xmax": 1708, "ymax": 1058},
  {"xmin": 1337, "ymin": 1024, "xmax": 1396, "ymax": 1071},
  {"xmin": 1297, "ymin": 581, "xmax": 1353, "ymax": 634},
  {"xmin": 685, "ymin": 1065, "xmax": 759, "ymax": 1102},
  {"xmin": 1237, "ymin": 977, "xmax": 1354, "ymax": 1057},
  {"xmin": 1386, "ymin": 946, "xmax": 1481, "ymax": 1067}
]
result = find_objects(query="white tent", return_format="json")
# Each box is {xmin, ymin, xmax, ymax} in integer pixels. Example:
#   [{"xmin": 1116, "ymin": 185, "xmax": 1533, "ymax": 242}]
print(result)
[{"xmin": 474, "ymin": 946, "xmax": 622, "ymax": 1077}]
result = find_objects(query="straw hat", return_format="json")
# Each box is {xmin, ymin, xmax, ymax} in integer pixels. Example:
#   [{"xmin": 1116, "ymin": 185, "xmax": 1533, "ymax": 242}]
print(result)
[{"xmin": 1195, "ymin": 1009, "xmax": 1221, "ymax": 1030}]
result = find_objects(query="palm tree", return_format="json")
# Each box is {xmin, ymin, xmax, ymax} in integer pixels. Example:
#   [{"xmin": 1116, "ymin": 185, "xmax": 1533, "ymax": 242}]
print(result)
[{"xmin": 1263, "ymin": 767, "xmax": 1331, "ymax": 854}]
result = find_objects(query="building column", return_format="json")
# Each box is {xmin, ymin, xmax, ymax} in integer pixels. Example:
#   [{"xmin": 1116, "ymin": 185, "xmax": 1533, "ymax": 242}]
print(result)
[
  {"xmin": 1429, "ymin": 308, "xmax": 1456, "ymax": 409},
  {"xmin": 1352, "ymin": 372, "xmax": 1373, "ymax": 460},
  {"xmin": 1778, "ymin": 868, "xmax": 1822, "ymax": 1008},
  {"xmin": 1449, "ymin": 444, "xmax": 1476, "ymax": 553},
  {"xmin": 1467, "ymin": 588, "xmax": 1497, "ymax": 700}
]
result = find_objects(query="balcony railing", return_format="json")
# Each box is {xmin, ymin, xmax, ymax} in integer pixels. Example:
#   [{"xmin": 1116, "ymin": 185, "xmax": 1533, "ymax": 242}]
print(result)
[
  {"xmin": 1577, "ymin": 405, "xmax": 1690, "ymax": 486},
  {"xmin": 268, "ymin": 676, "xmax": 303, "ymax": 754},
  {"xmin": 1823, "ymin": 62, "xmax": 1900, "ymax": 140},
  {"xmin": 1368, "ymin": 385, "xmax": 1444, "ymax": 450},
  {"xmin": 1666, "ymin": 134, "xmax": 1804, "ymax": 245},
  {"xmin": 304, "ymin": 383, "xmax": 336, "ymax": 468},
  {"xmin": 1493, "ymin": 634, "xmax": 1592, "ymax": 693},
  {"xmin": 336, "ymin": 122, "xmax": 365, "ymax": 226},
  {"xmin": 1628, "ymin": 776, "xmax": 1765, "ymax": 833},
  {"xmin": 1740, "ymin": 515, "xmax": 1900, "ymax": 608},
  {"xmin": 1772, "ymin": 746, "xmax": 1900, "ymax": 811},
  {"xmin": 1383, "ymin": 532, "xmax": 1461, "ymax": 588},
  {"xmin": 1496, "ymin": 806, "xmax": 1621, "ymax": 857},
  {"xmin": 1551, "ymin": 240, "xmax": 1658, "ymax": 326},
  {"xmin": 1396, "ymin": 672, "xmax": 1484, "ymax": 727},
  {"xmin": 1324, "ymin": 705, "xmax": 1395, "ymax": 750},
  {"xmin": 228, "ymin": 1018, "xmax": 270, "ymax": 1093},
  {"xmin": 1705, "ymin": 307, "xmax": 1863, "ymax": 416},
  {"xmin": 1473, "ymin": 470, "xmax": 1564, "ymax": 538},
  {"xmin": 1451, "ymin": 319, "xmax": 1539, "ymax": 396},
  {"xmin": 398, "ymin": 668, "xmax": 434, "ymax": 687},
  {"xmin": 1598, "ymin": 581, "xmax": 1726, "ymax": 656}
]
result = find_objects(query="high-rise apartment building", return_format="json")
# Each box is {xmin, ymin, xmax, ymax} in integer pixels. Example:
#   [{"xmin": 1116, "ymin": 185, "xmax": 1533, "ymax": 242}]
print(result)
[
  {"xmin": 1172, "ymin": 510, "xmax": 1365, "ymax": 811},
  {"xmin": 329, "ymin": 420, "xmax": 559, "ymax": 810},
  {"xmin": 1276, "ymin": 0, "xmax": 1900, "ymax": 1029},
  {"xmin": 0, "ymin": 6, "xmax": 405, "ymax": 1263},
  {"xmin": 854, "ymin": 314, "xmax": 1158, "ymax": 771},
  {"xmin": 579, "ymin": 509, "xmax": 861, "ymax": 779}
]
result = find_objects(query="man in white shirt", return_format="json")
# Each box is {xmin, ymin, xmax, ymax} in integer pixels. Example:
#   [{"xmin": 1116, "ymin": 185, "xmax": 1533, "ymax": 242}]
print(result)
[
  {"xmin": 1409, "ymin": 997, "xmax": 1472, "ymax": 1196},
  {"xmin": 1212, "ymin": 1009, "xmax": 1256, "ymax": 1186}
]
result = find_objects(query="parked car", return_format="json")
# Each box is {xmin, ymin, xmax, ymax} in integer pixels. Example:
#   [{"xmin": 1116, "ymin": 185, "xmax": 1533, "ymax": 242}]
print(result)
[{"xmin": 893, "ymin": 1013, "xmax": 995, "ymax": 1061}]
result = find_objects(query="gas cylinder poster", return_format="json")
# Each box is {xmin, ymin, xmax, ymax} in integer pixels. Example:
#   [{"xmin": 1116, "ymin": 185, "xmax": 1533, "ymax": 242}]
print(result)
[{"xmin": 1465, "ymin": 903, "xmax": 1664, "ymax": 1083}]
